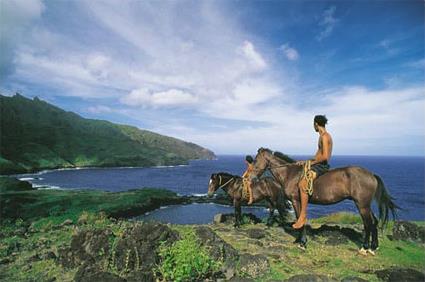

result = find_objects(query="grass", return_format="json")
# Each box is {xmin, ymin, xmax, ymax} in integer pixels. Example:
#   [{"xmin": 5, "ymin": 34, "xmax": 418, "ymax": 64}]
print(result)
[{"xmin": 212, "ymin": 213, "xmax": 425, "ymax": 281}]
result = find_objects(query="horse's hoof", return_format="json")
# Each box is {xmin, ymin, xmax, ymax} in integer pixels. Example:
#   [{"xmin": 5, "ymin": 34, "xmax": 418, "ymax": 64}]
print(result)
[
  {"xmin": 367, "ymin": 249, "xmax": 377, "ymax": 256},
  {"xmin": 297, "ymin": 243, "xmax": 306, "ymax": 251},
  {"xmin": 358, "ymin": 248, "xmax": 368, "ymax": 256}
]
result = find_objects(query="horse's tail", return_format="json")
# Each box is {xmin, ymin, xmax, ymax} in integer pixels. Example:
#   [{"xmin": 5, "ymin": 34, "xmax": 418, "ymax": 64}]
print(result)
[{"xmin": 374, "ymin": 174, "xmax": 400, "ymax": 229}]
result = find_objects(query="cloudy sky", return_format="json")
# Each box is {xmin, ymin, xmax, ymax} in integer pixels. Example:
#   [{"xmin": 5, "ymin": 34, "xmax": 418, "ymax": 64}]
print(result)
[{"xmin": 1, "ymin": 0, "xmax": 424, "ymax": 156}]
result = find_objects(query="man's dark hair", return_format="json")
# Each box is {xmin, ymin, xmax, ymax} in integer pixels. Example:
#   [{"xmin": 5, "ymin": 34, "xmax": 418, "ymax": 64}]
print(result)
[
  {"xmin": 314, "ymin": 115, "xmax": 328, "ymax": 127},
  {"xmin": 245, "ymin": 155, "xmax": 254, "ymax": 164}
]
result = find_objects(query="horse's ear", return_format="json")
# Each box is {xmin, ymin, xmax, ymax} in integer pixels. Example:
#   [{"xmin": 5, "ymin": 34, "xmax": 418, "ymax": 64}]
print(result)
[
  {"xmin": 211, "ymin": 173, "xmax": 216, "ymax": 179},
  {"xmin": 257, "ymin": 147, "xmax": 263, "ymax": 153}
]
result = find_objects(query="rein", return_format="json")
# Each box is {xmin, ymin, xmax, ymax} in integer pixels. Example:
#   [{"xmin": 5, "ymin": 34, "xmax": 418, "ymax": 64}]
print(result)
[{"xmin": 218, "ymin": 175, "xmax": 235, "ymax": 189}]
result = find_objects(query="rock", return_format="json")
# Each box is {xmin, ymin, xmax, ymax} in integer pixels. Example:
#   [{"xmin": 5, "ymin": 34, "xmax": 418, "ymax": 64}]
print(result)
[
  {"xmin": 392, "ymin": 221, "xmax": 425, "ymax": 243},
  {"xmin": 58, "ymin": 228, "xmax": 111, "ymax": 268},
  {"xmin": 194, "ymin": 226, "xmax": 239, "ymax": 279},
  {"xmin": 28, "ymin": 253, "xmax": 42, "ymax": 262},
  {"xmin": 238, "ymin": 253, "xmax": 269, "ymax": 278},
  {"xmin": 13, "ymin": 227, "xmax": 27, "ymax": 237},
  {"xmin": 113, "ymin": 222, "xmax": 179, "ymax": 272},
  {"xmin": 195, "ymin": 226, "xmax": 239, "ymax": 262},
  {"xmin": 74, "ymin": 263, "xmax": 126, "ymax": 282},
  {"xmin": 212, "ymin": 213, "xmax": 262, "ymax": 225},
  {"xmin": 0, "ymin": 257, "xmax": 12, "ymax": 265},
  {"xmin": 61, "ymin": 219, "xmax": 74, "ymax": 226},
  {"xmin": 246, "ymin": 228, "xmax": 266, "ymax": 239},
  {"xmin": 285, "ymin": 274, "xmax": 338, "ymax": 281},
  {"xmin": 126, "ymin": 270, "xmax": 155, "ymax": 282},
  {"xmin": 309, "ymin": 225, "xmax": 362, "ymax": 246},
  {"xmin": 41, "ymin": 251, "xmax": 57, "ymax": 260},
  {"xmin": 341, "ymin": 276, "xmax": 368, "ymax": 282},
  {"xmin": 375, "ymin": 267, "xmax": 425, "ymax": 282},
  {"xmin": 228, "ymin": 277, "xmax": 256, "ymax": 282}
]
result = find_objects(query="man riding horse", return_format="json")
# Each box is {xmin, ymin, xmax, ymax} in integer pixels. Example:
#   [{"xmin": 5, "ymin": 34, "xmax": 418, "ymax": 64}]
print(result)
[{"xmin": 292, "ymin": 115, "xmax": 333, "ymax": 229}]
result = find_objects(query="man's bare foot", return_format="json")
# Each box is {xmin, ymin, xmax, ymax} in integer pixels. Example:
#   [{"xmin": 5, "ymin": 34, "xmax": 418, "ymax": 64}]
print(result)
[
  {"xmin": 292, "ymin": 217, "xmax": 307, "ymax": 229},
  {"xmin": 248, "ymin": 198, "xmax": 253, "ymax": 205}
]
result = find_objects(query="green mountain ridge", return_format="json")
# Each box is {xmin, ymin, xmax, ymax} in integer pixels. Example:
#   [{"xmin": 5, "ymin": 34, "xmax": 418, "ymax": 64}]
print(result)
[{"xmin": 0, "ymin": 93, "xmax": 215, "ymax": 174}]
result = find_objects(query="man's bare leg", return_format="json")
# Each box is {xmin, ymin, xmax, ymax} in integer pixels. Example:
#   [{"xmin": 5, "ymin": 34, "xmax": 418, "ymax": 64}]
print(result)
[
  {"xmin": 292, "ymin": 171, "xmax": 316, "ymax": 229},
  {"xmin": 247, "ymin": 182, "xmax": 254, "ymax": 204},
  {"xmin": 292, "ymin": 178, "xmax": 308, "ymax": 229}
]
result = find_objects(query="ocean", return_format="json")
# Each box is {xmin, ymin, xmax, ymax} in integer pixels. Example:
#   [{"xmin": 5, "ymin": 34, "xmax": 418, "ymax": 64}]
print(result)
[{"xmin": 13, "ymin": 155, "xmax": 425, "ymax": 223}]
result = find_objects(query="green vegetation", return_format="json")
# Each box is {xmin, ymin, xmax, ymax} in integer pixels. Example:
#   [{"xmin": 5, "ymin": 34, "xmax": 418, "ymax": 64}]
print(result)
[
  {"xmin": 0, "ymin": 176, "xmax": 183, "ymax": 224},
  {"xmin": 0, "ymin": 93, "xmax": 215, "ymax": 174},
  {"xmin": 0, "ymin": 176, "xmax": 34, "ymax": 193},
  {"xmin": 157, "ymin": 229, "xmax": 221, "ymax": 281}
]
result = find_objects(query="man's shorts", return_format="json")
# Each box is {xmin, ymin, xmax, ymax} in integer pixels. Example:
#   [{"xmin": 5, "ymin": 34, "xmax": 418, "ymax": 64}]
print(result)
[{"xmin": 310, "ymin": 161, "xmax": 330, "ymax": 177}]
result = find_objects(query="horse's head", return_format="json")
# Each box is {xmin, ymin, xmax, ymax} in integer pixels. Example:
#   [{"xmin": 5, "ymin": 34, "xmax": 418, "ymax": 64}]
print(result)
[
  {"xmin": 252, "ymin": 147, "xmax": 295, "ymax": 178},
  {"xmin": 251, "ymin": 147, "xmax": 273, "ymax": 178},
  {"xmin": 207, "ymin": 173, "xmax": 220, "ymax": 197}
]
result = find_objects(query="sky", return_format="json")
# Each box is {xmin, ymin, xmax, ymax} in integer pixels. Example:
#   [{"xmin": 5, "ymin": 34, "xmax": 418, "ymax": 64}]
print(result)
[{"xmin": 1, "ymin": 0, "xmax": 424, "ymax": 156}]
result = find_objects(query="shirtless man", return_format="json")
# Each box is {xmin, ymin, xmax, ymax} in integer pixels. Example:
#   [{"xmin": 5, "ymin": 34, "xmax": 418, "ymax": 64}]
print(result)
[{"xmin": 292, "ymin": 115, "xmax": 333, "ymax": 229}]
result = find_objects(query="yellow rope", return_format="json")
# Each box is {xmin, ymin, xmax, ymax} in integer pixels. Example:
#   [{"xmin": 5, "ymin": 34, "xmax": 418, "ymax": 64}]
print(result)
[
  {"xmin": 242, "ymin": 178, "xmax": 251, "ymax": 200},
  {"xmin": 302, "ymin": 160, "xmax": 315, "ymax": 196}
]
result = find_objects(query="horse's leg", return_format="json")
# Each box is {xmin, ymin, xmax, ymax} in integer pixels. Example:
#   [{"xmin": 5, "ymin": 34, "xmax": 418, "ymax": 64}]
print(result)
[
  {"xmin": 276, "ymin": 200, "xmax": 286, "ymax": 224},
  {"xmin": 299, "ymin": 226, "xmax": 308, "ymax": 249},
  {"xmin": 266, "ymin": 199, "xmax": 275, "ymax": 226},
  {"xmin": 291, "ymin": 200, "xmax": 306, "ymax": 246},
  {"xmin": 370, "ymin": 213, "xmax": 379, "ymax": 254},
  {"xmin": 357, "ymin": 205, "xmax": 373, "ymax": 254},
  {"xmin": 234, "ymin": 199, "xmax": 242, "ymax": 228}
]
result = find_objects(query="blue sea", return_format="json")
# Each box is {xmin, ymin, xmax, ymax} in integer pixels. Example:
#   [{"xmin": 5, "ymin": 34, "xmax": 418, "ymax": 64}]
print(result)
[{"xmin": 13, "ymin": 155, "xmax": 425, "ymax": 223}]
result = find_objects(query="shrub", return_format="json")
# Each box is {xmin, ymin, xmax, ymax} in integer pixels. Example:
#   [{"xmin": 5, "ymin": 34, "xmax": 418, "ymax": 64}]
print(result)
[{"xmin": 157, "ymin": 230, "xmax": 221, "ymax": 281}]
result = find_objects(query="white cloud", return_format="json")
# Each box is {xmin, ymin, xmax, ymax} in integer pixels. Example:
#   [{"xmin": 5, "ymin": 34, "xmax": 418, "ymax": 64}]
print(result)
[
  {"xmin": 87, "ymin": 105, "xmax": 112, "ymax": 114},
  {"xmin": 152, "ymin": 85, "xmax": 425, "ymax": 155},
  {"xmin": 238, "ymin": 41, "xmax": 267, "ymax": 70},
  {"xmin": 280, "ymin": 43, "xmax": 299, "ymax": 61},
  {"xmin": 316, "ymin": 6, "xmax": 338, "ymax": 41},
  {"xmin": 121, "ymin": 88, "xmax": 198, "ymax": 107}
]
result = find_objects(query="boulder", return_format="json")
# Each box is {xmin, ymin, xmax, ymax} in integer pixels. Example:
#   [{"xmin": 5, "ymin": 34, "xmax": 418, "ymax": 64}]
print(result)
[
  {"xmin": 213, "ymin": 213, "xmax": 262, "ymax": 225},
  {"xmin": 194, "ymin": 226, "xmax": 239, "ymax": 279},
  {"xmin": 74, "ymin": 263, "xmax": 125, "ymax": 282},
  {"xmin": 238, "ymin": 253, "xmax": 269, "ymax": 278},
  {"xmin": 112, "ymin": 222, "xmax": 179, "ymax": 272},
  {"xmin": 246, "ymin": 228, "xmax": 267, "ymax": 239},
  {"xmin": 375, "ymin": 267, "xmax": 425, "ymax": 282},
  {"xmin": 392, "ymin": 221, "xmax": 425, "ymax": 243},
  {"xmin": 58, "ymin": 228, "xmax": 111, "ymax": 268},
  {"xmin": 285, "ymin": 274, "xmax": 338, "ymax": 281},
  {"xmin": 58, "ymin": 222, "xmax": 179, "ymax": 281},
  {"xmin": 126, "ymin": 270, "xmax": 155, "ymax": 282},
  {"xmin": 309, "ymin": 225, "xmax": 362, "ymax": 246}
]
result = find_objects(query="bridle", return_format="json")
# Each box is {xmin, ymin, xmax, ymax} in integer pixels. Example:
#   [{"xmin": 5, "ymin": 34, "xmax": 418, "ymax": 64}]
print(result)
[{"xmin": 217, "ymin": 175, "xmax": 235, "ymax": 189}]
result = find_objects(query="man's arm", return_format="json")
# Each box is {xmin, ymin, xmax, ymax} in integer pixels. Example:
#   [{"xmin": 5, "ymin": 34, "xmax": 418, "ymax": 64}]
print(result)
[{"xmin": 311, "ymin": 134, "xmax": 330, "ymax": 165}]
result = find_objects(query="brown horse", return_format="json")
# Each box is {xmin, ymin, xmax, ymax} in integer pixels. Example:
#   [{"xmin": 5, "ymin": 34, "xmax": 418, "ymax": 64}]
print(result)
[
  {"xmin": 207, "ymin": 172, "xmax": 289, "ymax": 227},
  {"xmin": 251, "ymin": 148, "xmax": 399, "ymax": 253}
]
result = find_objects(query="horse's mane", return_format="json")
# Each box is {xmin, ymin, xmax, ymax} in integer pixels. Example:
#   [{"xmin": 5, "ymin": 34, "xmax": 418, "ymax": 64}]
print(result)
[
  {"xmin": 215, "ymin": 172, "xmax": 242, "ymax": 179},
  {"xmin": 273, "ymin": 151, "xmax": 296, "ymax": 163},
  {"xmin": 258, "ymin": 147, "xmax": 296, "ymax": 163}
]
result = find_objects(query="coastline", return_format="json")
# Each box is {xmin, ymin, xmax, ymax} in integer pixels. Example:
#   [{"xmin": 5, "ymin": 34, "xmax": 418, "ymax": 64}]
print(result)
[{"xmin": 1, "ymin": 177, "xmax": 424, "ymax": 281}]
